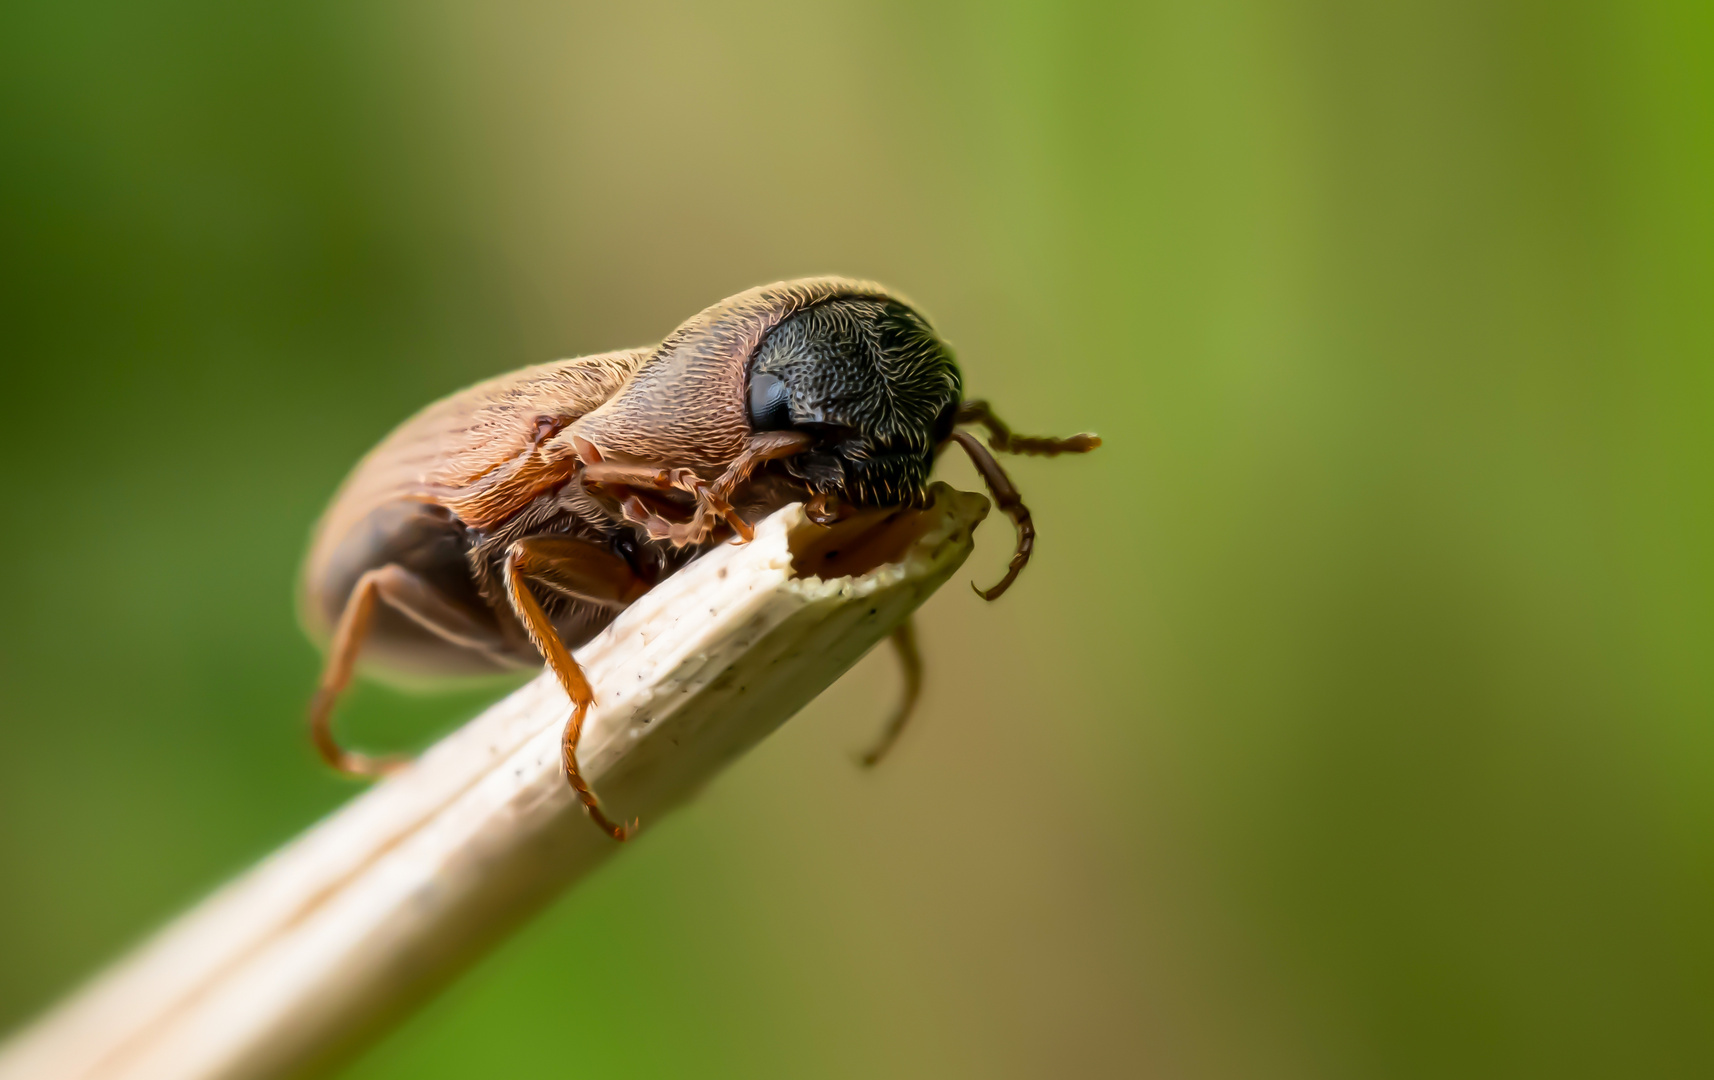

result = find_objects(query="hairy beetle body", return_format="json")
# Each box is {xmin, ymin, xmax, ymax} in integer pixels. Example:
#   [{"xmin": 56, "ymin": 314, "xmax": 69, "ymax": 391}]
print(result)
[{"xmin": 301, "ymin": 277, "xmax": 1098, "ymax": 839}]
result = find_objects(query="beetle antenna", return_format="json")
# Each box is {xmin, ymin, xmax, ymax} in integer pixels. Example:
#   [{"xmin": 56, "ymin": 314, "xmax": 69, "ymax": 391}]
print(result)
[
  {"xmin": 948, "ymin": 430, "xmax": 1033, "ymax": 600},
  {"xmin": 956, "ymin": 399, "xmax": 1101, "ymax": 456}
]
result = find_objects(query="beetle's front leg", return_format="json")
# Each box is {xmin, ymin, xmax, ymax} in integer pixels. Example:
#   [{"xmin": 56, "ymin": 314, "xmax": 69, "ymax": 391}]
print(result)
[
  {"xmin": 579, "ymin": 462, "xmax": 744, "ymax": 545},
  {"xmin": 954, "ymin": 400, "xmax": 1102, "ymax": 456},
  {"xmin": 575, "ymin": 432, "xmax": 812, "ymax": 547},
  {"xmin": 707, "ymin": 430, "xmax": 816, "ymax": 498},
  {"xmin": 676, "ymin": 431, "xmax": 818, "ymax": 541},
  {"xmin": 666, "ymin": 432, "xmax": 814, "ymax": 542}
]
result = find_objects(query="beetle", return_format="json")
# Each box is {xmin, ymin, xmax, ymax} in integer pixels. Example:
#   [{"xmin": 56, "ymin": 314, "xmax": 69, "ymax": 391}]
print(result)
[{"xmin": 300, "ymin": 277, "xmax": 1099, "ymax": 840}]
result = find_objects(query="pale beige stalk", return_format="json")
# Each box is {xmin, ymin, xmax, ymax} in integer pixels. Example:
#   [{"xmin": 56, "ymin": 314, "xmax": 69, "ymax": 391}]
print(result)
[{"xmin": 0, "ymin": 485, "xmax": 988, "ymax": 1080}]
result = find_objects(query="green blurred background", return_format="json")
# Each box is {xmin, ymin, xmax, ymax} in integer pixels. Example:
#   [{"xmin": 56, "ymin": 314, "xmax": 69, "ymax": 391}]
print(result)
[{"xmin": 2, "ymin": 0, "xmax": 1711, "ymax": 1076}]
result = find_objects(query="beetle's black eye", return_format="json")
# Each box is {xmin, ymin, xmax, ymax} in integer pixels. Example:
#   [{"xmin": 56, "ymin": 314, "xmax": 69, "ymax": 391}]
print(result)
[{"xmin": 747, "ymin": 372, "xmax": 793, "ymax": 431}]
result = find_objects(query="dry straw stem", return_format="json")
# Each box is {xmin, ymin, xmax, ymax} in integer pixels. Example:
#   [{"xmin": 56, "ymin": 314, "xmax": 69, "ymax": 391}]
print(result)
[{"xmin": 0, "ymin": 483, "xmax": 989, "ymax": 1080}]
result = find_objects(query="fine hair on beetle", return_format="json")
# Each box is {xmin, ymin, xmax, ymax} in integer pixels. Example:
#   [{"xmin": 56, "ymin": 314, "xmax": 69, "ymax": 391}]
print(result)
[
  {"xmin": 300, "ymin": 277, "xmax": 1100, "ymax": 840},
  {"xmin": 747, "ymin": 297, "xmax": 958, "ymax": 509}
]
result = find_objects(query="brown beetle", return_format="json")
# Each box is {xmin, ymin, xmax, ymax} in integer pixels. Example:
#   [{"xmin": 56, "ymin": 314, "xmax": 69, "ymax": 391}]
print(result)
[{"xmin": 300, "ymin": 278, "xmax": 1099, "ymax": 839}]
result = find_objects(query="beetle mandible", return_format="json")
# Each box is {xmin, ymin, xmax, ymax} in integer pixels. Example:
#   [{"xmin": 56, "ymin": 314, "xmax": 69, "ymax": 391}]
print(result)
[{"xmin": 300, "ymin": 277, "xmax": 1100, "ymax": 840}]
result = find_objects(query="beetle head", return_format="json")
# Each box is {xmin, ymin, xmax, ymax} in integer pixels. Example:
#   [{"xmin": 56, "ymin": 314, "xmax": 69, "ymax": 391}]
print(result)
[{"xmin": 745, "ymin": 298, "xmax": 962, "ymax": 507}]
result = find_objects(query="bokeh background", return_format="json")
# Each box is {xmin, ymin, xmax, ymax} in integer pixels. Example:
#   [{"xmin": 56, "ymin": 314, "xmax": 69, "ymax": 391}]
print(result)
[{"xmin": 3, "ymin": 0, "xmax": 1711, "ymax": 1076}]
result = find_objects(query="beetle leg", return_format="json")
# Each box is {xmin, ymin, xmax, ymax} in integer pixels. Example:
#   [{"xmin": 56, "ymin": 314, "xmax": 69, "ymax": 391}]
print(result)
[
  {"xmin": 948, "ymin": 430, "xmax": 1036, "ymax": 601},
  {"xmin": 604, "ymin": 484, "xmax": 729, "ymax": 547},
  {"xmin": 692, "ymin": 431, "xmax": 815, "ymax": 541},
  {"xmin": 310, "ymin": 564, "xmax": 511, "ymax": 778},
  {"xmin": 940, "ymin": 407, "xmax": 1100, "ymax": 601},
  {"xmin": 656, "ymin": 480, "xmax": 751, "ymax": 545},
  {"xmin": 578, "ymin": 460, "xmax": 677, "ymax": 489},
  {"xmin": 637, "ymin": 471, "xmax": 751, "ymax": 546},
  {"xmin": 577, "ymin": 458, "xmax": 732, "ymax": 542},
  {"xmin": 579, "ymin": 432, "xmax": 813, "ymax": 547},
  {"xmin": 503, "ymin": 537, "xmax": 640, "ymax": 841},
  {"xmin": 955, "ymin": 400, "xmax": 1102, "ymax": 456},
  {"xmin": 857, "ymin": 617, "xmax": 924, "ymax": 767},
  {"xmin": 585, "ymin": 464, "xmax": 750, "ymax": 545},
  {"xmin": 709, "ymin": 430, "xmax": 815, "ymax": 497},
  {"xmin": 616, "ymin": 493, "xmax": 684, "ymax": 542},
  {"xmin": 511, "ymin": 535, "xmax": 649, "ymax": 609}
]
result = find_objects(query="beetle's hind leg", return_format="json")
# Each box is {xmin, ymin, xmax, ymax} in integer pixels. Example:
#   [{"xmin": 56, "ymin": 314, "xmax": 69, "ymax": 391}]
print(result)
[
  {"xmin": 858, "ymin": 617, "xmax": 924, "ymax": 767},
  {"xmin": 502, "ymin": 536, "xmax": 648, "ymax": 841},
  {"xmin": 310, "ymin": 565, "xmax": 512, "ymax": 778}
]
